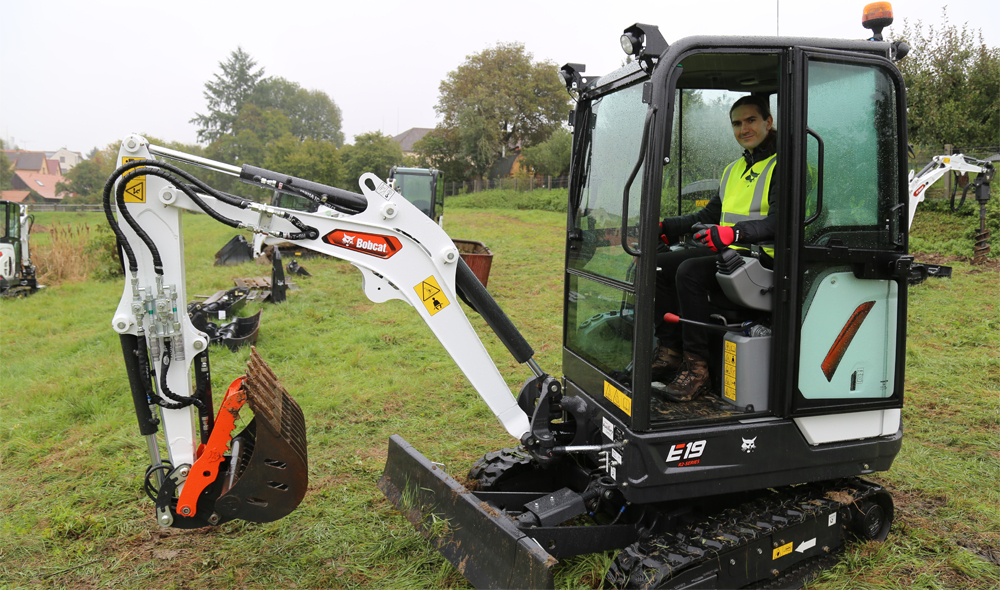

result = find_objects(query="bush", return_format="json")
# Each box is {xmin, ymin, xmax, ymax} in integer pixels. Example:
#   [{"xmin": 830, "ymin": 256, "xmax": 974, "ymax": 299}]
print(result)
[
  {"xmin": 85, "ymin": 224, "xmax": 124, "ymax": 280},
  {"xmin": 447, "ymin": 188, "xmax": 568, "ymax": 212}
]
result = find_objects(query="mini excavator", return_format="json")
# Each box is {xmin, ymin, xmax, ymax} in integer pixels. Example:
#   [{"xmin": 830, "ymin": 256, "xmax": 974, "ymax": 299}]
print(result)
[{"xmin": 108, "ymin": 4, "xmax": 924, "ymax": 588}]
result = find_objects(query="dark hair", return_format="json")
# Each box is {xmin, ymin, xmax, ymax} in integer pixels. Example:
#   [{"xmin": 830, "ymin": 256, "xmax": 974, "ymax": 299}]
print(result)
[{"xmin": 730, "ymin": 95, "xmax": 772, "ymax": 120}]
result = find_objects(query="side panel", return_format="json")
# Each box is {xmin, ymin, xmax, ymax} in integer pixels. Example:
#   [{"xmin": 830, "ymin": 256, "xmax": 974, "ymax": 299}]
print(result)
[
  {"xmin": 799, "ymin": 272, "xmax": 897, "ymax": 399},
  {"xmin": 789, "ymin": 50, "xmax": 909, "ymax": 420}
]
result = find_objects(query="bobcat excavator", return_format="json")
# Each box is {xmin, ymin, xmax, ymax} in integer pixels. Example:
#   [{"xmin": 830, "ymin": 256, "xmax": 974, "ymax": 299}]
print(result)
[
  {"xmin": 107, "ymin": 4, "xmax": 924, "ymax": 588},
  {"xmin": 1, "ymin": 199, "xmax": 41, "ymax": 297}
]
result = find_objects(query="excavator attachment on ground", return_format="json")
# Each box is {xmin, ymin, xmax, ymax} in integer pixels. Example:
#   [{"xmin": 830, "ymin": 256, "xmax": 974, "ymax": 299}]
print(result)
[{"xmin": 142, "ymin": 349, "xmax": 307, "ymax": 528}]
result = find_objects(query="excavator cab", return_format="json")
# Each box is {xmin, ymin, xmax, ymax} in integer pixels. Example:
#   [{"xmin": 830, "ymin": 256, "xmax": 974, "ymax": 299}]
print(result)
[
  {"xmin": 565, "ymin": 35, "xmax": 911, "ymax": 441},
  {"xmin": 388, "ymin": 166, "xmax": 443, "ymax": 224}
]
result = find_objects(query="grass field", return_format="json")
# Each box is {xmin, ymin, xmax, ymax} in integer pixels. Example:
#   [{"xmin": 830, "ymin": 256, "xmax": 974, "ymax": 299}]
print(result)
[{"xmin": 1, "ymin": 199, "xmax": 998, "ymax": 589}]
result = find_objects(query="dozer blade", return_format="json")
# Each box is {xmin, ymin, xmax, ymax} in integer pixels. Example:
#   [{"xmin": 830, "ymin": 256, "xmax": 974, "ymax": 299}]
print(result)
[
  {"xmin": 214, "ymin": 347, "xmax": 308, "ymax": 523},
  {"xmin": 378, "ymin": 435, "xmax": 556, "ymax": 590}
]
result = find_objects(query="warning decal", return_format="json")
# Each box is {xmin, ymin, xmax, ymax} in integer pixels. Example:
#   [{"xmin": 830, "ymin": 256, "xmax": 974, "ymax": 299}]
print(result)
[
  {"xmin": 121, "ymin": 157, "xmax": 145, "ymax": 203},
  {"xmin": 414, "ymin": 275, "xmax": 449, "ymax": 316},
  {"xmin": 604, "ymin": 381, "xmax": 632, "ymax": 416},
  {"xmin": 723, "ymin": 340, "xmax": 737, "ymax": 402},
  {"xmin": 773, "ymin": 541, "xmax": 793, "ymax": 560}
]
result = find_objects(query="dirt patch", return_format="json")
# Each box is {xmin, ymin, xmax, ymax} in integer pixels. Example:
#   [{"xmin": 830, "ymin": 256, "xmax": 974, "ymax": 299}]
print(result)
[
  {"xmin": 479, "ymin": 501, "xmax": 500, "ymax": 517},
  {"xmin": 912, "ymin": 251, "xmax": 1000, "ymax": 273}
]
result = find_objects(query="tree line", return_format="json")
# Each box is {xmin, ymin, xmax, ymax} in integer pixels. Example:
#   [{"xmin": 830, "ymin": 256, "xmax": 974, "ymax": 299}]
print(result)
[
  {"xmin": 56, "ymin": 43, "xmax": 571, "ymax": 204},
  {"xmin": 50, "ymin": 8, "xmax": 998, "ymax": 204}
]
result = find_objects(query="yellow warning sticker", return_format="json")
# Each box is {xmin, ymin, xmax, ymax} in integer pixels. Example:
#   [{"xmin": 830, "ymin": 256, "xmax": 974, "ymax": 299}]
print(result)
[
  {"xmin": 604, "ymin": 381, "xmax": 632, "ymax": 416},
  {"xmin": 773, "ymin": 541, "xmax": 793, "ymax": 560},
  {"xmin": 695, "ymin": 199, "xmax": 709, "ymax": 207},
  {"xmin": 414, "ymin": 275, "xmax": 450, "ymax": 316},
  {"xmin": 121, "ymin": 157, "xmax": 145, "ymax": 203},
  {"xmin": 723, "ymin": 340, "xmax": 737, "ymax": 402}
]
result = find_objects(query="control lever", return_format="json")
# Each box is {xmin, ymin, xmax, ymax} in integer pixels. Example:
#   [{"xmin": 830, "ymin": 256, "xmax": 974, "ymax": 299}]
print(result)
[{"xmin": 663, "ymin": 312, "xmax": 757, "ymax": 333}]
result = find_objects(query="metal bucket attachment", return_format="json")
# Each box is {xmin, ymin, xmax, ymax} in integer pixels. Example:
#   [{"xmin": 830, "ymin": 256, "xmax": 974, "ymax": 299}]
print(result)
[
  {"xmin": 378, "ymin": 435, "xmax": 556, "ymax": 589},
  {"xmin": 215, "ymin": 235, "xmax": 254, "ymax": 266},
  {"xmin": 214, "ymin": 347, "xmax": 308, "ymax": 522}
]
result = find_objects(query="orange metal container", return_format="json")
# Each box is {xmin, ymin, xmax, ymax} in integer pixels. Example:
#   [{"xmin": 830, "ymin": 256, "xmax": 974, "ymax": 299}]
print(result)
[{"xmin": 452, "ymin": 239, "xmax": 493, "ymax": 288}]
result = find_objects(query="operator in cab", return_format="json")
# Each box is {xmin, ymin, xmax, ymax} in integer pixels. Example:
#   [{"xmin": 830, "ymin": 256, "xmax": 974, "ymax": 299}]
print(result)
[{"xmin": 653, "ymin": 95, "xmax": 777, "ymax": 402}]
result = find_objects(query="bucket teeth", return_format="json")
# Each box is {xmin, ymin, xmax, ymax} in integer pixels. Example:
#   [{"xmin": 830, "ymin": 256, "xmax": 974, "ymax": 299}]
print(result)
[{"xmin": 245, "ymin": 347, "xmax": 308, "ymax": 465}]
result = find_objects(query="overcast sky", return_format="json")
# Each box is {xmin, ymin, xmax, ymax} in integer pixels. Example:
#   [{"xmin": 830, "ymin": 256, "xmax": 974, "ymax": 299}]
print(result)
[{"xmin": 2, "ymin": 0, "xmax": 996, "ymax": 156}]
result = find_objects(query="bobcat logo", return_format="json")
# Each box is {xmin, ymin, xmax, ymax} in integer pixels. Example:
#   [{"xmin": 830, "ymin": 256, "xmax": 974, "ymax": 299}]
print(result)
[
  {"xmin": 744, "ymin": 170, "xmax": 760, "ymax": 184},
  {"xmin": 341, "ymin": 235, "xmax": 355, "ymax": 246},
  {"xmin": 741, "ymin": 436, "xmax": 757, "ymax": 453}
]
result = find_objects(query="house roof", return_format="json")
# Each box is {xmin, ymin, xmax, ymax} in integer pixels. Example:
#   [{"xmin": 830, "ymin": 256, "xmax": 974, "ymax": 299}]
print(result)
[
  {"xmin": 10, "ymin": 151, "xmax": 47, "ymax": 171},
  {"xmin": 1, "ymin": 190, "xmax": 31, "ymax": 203},
  {"xmin": 47, "ymin": 159, "xmax": 61, "ymax": 173},
  {"xmin": 393, "ymin": 128, "xmax": 433, "ymax": 153},
  {"xmin": 489, "ymin": 152, "xmax": 521, "ymax": 179},
  {"xmin": 13, "ymin": 171, "xmax": 68, "ymax": 200}
]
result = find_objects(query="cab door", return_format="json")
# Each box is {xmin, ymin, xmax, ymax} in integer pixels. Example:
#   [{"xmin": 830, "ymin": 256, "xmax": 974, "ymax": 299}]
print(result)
[
  {"xmin": 563, "ymin": 74, "xmax": 653, "ymax": 429},
  {"xmin": 781, "ymin": 48, "xmax": 909, "ymax": 441}
]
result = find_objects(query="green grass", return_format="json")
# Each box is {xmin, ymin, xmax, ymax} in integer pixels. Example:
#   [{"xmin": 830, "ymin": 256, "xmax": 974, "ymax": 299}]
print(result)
[{"xmin": 2, "ymin": 200, "xmax": 998, "ymax": 589}]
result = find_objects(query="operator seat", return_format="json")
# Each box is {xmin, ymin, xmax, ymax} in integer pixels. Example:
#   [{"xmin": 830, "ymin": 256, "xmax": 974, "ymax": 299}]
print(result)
[
  {"xmin": 704, "ymin": 249, "xmax": 774, "ymax": 408},
  {"xmin": 714, "ymin": 248, "xmax": 774, "ymax": 312}
]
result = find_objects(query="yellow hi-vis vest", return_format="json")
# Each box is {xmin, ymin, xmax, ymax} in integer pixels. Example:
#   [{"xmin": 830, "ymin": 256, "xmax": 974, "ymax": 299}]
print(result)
[{"xmin": 719, "ymin": 153, "xmax": 777, "ymax": 257}]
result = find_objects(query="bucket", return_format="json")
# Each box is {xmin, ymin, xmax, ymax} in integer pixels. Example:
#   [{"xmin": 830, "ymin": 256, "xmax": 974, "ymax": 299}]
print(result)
[{"xmin": 452, "ymin": 239, "xmax": 493, "ymax": 288}]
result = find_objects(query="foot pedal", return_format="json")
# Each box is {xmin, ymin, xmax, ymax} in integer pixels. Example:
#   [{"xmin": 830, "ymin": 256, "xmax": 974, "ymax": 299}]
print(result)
[{"xmin": 215, "ymin": 347, "xmax": 308, "ymax": 522}]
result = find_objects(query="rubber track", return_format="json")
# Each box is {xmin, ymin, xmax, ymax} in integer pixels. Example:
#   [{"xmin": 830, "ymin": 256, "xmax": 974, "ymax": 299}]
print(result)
[{"xmin": 606, "ymin": 478, "xmax": 885, "ymax": 589}]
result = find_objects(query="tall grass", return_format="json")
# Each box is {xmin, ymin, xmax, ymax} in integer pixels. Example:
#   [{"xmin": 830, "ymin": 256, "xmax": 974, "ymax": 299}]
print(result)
[{"xmin": 31, "ymin": 223, "xmax": 95, "ymax": 284}]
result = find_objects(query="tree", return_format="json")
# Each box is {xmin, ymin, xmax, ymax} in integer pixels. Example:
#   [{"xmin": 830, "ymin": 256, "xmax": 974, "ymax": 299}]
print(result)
[
  {"xmin": 191, "ymin": 47, "xmax": 266, "ymax": 143},
  {"xmin": 58, "ymin": 156, "xmax": 111, "ymax": 203},
  {"xmin": 208, "ymin": 104, "xmax": 291, "ymax": 165},
  {"xmin": 265, "ymin": 135, "xmax": 343, "ymax": 189},
  {"xmin": 521, "ymin": 127, "xmax": 572, "ymax": 177},
  {"xmin": 340, "ymin": 132, "xmax": 403, "ymax": 187},
  {"xmin": 0, "ymin": 140, "xmax": 13, "ymax": 190},
  {"xmin": 892, "ymin": 9, "xmax": 1000, "ymax": 147},
  {"xmin": 436, "ymin": 42, "xmax": 570, "ymax": 177},
  {"xmin": 412, "ymin": 127, "xmax": 471, "ymax": 182},
  {"xmin": 255, "ymin": 77, "xmax": 345, "ymax": 147}
]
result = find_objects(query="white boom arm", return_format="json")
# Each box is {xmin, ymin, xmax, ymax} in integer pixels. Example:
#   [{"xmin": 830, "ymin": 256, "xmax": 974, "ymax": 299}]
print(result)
[
  {"xmin": 109, "ymin": 135, "xmax": 530, "ymax": 471},
  {"xmin": 907, "ymin": 154, "xmax": 992, "ymax": 229}
]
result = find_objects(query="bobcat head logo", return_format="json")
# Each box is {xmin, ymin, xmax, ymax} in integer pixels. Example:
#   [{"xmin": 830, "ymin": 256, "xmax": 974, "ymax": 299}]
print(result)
[
  {"xmin": 744, "ymin": 170, "xmax": 760, "ymax": 184},
  {"xmin": 741, "ymin": 436, "xmax": 757, "ymax": 453}
]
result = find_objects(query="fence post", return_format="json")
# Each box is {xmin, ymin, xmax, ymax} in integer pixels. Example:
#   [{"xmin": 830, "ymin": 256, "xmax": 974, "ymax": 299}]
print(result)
[{"xmin": 945, "ymin": 144, "xmax": 953, "ymax": 197}]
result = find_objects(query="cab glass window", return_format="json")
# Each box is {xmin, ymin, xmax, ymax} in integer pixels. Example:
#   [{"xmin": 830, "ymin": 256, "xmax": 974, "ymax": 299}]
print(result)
[
  {"xmin": 804, "ymin": 60, "xmax": 899, "ymax": 248},
  {"xmin": 568, "ymin": 82, "xmax": 647, "ymax": 284}
]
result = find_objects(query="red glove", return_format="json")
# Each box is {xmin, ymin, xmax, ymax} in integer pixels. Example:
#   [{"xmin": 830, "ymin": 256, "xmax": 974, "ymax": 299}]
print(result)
[{"xmin": 694, "ymin": 225, "xmax": 736, "ymax": 252}]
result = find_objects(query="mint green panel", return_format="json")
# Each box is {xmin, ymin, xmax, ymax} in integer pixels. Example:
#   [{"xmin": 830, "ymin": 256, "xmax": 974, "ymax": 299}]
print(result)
[{"xmin": 798, "ymin": 271, "xmax": 897, "ymax": 399}]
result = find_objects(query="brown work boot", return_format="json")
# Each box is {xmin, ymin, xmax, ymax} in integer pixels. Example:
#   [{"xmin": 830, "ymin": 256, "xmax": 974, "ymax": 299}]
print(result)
[
  {"xmin": 651, "ymin": 345, "xmax": 683, "ymax": 382},
  {"xmin": 663, "ymin": 352, "xmax": 710, "ymax": 402}
]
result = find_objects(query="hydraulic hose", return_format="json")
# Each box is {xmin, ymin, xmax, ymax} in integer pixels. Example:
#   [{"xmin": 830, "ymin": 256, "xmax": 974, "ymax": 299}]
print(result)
[
  {"xmin": 102, "ymin": 167, "xmax": 141, "ymax": 274},
  {"xmin": 156, "ymin": 340, "xmax": 206, "ymax": 411}
]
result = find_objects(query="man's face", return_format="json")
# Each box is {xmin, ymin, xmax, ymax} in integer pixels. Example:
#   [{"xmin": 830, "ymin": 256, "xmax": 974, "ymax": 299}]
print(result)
[{"xmin": 731, "ymin": 104, "xmax": 773, "ymax": 151}]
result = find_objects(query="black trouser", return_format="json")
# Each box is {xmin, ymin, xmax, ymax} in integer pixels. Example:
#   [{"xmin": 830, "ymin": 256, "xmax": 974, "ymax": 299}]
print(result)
[
  {"xmin": 654, "ymin": 248, "xmax": 723, "ymax": 359},
  {"xmin": 655, "ymin": 247, "xmax": 772, "ymax": 359}
]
